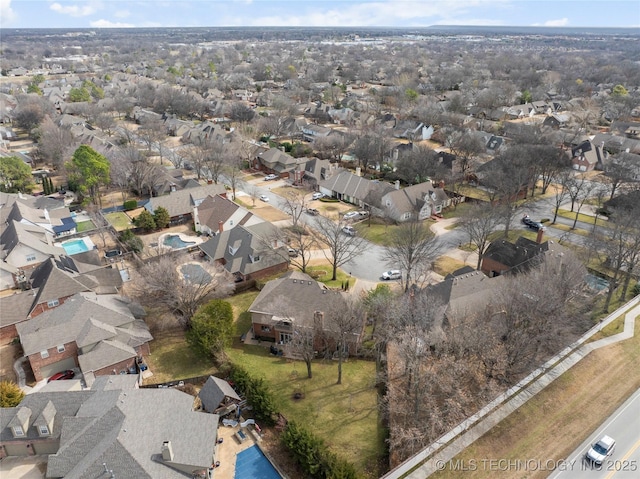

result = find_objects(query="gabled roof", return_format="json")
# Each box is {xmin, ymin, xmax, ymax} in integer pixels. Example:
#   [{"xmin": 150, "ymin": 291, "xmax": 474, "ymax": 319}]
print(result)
[
  {"xmin": 319, "ymin": 170, "xmax": 394, "ymax": 202},
  {"xmin": 0, "ymin": 386, "xmax": 219, "ymax": 479},
  {"xmin": 248, "ymin": 271, "xmax": 347, "ymax": 331},
  {"xmin": 16, "ymin": 292, "xmax": 149, "ymax": 357},
  {"xmin": 144, "ymin": 183, "xmax": 227, "ymax": 218},
  {"xmin": 198, "ymin": 375, "xmax": 241, "ymax": 413},
  {"xmin": 483, "ymin": 237, "xmax": 549, "ymax": 273},
  {"xmin": 0, "ymin": 220, "xmax": 65, "ymax": 264},
  {"xmin": 198, "ymin": 222, "xmax": 288, "ymax": 276},
  {"xmin": 196, "ymin": 194, "xmax": 253, "ymax": 231},
  {"xmin": 28, "ymin": 257, "xmax": 91, "ymax": 311}
]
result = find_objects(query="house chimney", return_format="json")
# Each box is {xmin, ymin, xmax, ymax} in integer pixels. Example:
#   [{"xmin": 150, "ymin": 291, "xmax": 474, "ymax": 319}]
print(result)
[
  {"xmin": 314, "ymin": 311, "xmax": 324, "ymax": 330},
  {"xmin": 355, "ymin": 167, "xmax": 361, "ymax": 177},
  {"xmin": 536, "ymin": 228, "xmax": 544, "ymax": 244},
  {"xmin": 395, "ymin": 180, "xmax": 400, "ymax": 190},
  {"xmin": 161, "ymin": 441, "xmax": 174, "ymax": 461},
  {"xmin": 218, "ymin": 221, "xmax": 224, "ymax": 233}
]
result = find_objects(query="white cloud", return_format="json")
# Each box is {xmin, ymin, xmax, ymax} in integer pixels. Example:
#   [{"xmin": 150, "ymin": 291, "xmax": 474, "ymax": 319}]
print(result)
[
  {"xmin": 0, "ymin": 0, "xmax": 17, "ymax": 26},
  {"xmin": 533, "ymin": 18, "xmax": 570, "ymax": 27},
  {"xmin": 50, "ymin": 1, "xmax": 101, "ymax": 18},
  {"xmin": 114, "ymin": 10, "xmax": 130, "ymax": 19},
  {"xmin": 90, "ymin": 19, "xmax": 135, "ymax": 28},
  {"xmin": 239, "ymin": 0, "xmax": 510, "ymax": 27}
]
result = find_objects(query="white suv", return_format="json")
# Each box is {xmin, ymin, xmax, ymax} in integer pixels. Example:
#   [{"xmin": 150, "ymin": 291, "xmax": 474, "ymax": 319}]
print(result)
[
  {"xmin": 586, "ymin": 435, "xmax": 615, "ymax": 465},
  {"xmin": 382, "ymin": 270, "xmax": 401, "ymax": 280},
  {"xmin": 342, "ymin": 225, "xmax": 356, "ymax": 236}
]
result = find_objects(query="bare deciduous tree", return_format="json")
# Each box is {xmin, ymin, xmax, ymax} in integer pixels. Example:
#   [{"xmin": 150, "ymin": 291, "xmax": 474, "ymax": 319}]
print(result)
[
  {"xmin": 459, "ymin": 204, "xmax": 502, "ymax": 270},
  {"xmin": 382, "ymin": 219, "xmax": 441, "ymax": 292},
  {"xmin": 314, "ymin": 216, "xmax": 367, "ymax": 281},
  {"xmin": 280, "ymin": 189, "xmax": 308, "ymax": 229},
  {"xmin": 135, "ymin": 255, "xmax": 235, "ymax": 327},
  {"xmin": 325, "ymin": 298, "xmax": 364, "ymax": 385}
]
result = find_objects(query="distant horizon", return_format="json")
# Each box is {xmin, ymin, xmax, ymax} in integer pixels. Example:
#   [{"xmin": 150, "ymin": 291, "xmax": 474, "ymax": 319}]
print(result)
[{"xmin": 1, "ymin": 1, "xmax": 638, "ymax": 30}]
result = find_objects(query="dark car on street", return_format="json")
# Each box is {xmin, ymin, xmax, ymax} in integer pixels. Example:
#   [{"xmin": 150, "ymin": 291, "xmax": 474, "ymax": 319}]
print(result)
[{"xmin": 522, "ymin": 215, "xmax": 546, "ymax": 232}]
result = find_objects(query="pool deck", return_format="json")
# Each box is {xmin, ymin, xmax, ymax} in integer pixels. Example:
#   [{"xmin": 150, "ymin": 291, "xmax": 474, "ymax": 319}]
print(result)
[{"xmin": 214, "ymin": 422, "xmax": 263, "ymax": 479}]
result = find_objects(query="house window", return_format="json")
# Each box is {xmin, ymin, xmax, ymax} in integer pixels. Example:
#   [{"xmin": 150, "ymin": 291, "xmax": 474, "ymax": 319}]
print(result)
[
  {"xmin": 279, "ymin": 333, "xmax": 292, "ymax": 344},
  {"xmin": 40, "ymin": 350, "xmax": 49, "ymax": 359},
  {"xmin": 26, "ymin": 253, "xmax": 37, "ymax": 262},
  {"xmin": 261, "ymin": 326, "xmax": 271, "ymax": 332},
  {"xmin": 57, "ymin": 344, "xmax": 65, "ymax": 353},
  {"xmin": 47, "ymin": 299, "xmax": 60, "ymax": 308},
  {"xmin": 250, "ymin": 255, "xmax": 260, "ymax": 263},
  {"xmin": 13, "ymin": 426, "xmax": 24, "ymax": 437},
  {"xmin": 39, "ymin": 425, "xmax": 50, "ymax": 435}
]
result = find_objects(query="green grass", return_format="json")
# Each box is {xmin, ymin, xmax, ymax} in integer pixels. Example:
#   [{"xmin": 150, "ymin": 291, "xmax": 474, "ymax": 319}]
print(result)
[
  {"xmin": 441, "ymin": 202, "xmax": 474, "ymax": 219},
  {"xmin": 455, "ymin": 185, "xmax": 493, "ymax": 202},
  {"xmin": 305, "ymin": 264, "xmax": 353, "ymax": 289},
  {"xmin": 105, "ymin": 211, "xmax": 133, "ymax": 231},
  {"xmin": 145, "ymin": 330, "xmax": 217, "ymax": 384},
  {"xmin": 556, "ymin": 209, "xmax": 608, "ymax": 228},
  {"xmin": 76, "ymin": 220, "xmax": 95, "ymax": 232},
  {"xmin": 487, "ymin": 229, "xmax": 539, "ymax": 243},
  {"xmin": 226, "ymin": 345, "xmax": 383, "ymax": 477},
  {"xmin": 547, "ymin": 222, "xmax": 591, "ymax": 237},
  {"xmin": 433, "ymin": 256, "xmax": 467, "ymax": 277},
  {"xmin": 587, "ymin": 315, "xmax": 626, "ymax": 342},
  {"xmin": 354, "ymin": 218, "xmax": 397, "ymax": 246}
]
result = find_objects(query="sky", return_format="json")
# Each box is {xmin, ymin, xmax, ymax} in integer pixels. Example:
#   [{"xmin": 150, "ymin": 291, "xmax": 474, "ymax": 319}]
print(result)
[{"xmin": 1, "ymin": 0, "xmax": 639, "ymax": 29}]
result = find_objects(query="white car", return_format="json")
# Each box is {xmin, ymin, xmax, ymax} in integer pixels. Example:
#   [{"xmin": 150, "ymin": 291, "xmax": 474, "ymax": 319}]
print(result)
[
  {"xmin": 342, "ymin": 225, "xmax": 356, "ymax": 236},
  {"xmin": 586, "ymin": 435, "xmax": 615, "ymax": 465},
  {"xmin": 312, "ymin": 192, "xmax": 324, "ymax": 200},
  {"xmin": 259, "ymin": 194, "xmax": 269, "ymax": 202},
  {"xmin": 264, "ymin": 174, "xmax": 278, "ymax": 181},
  {"xmin": 382, "ymin": 270, "xmax": 401, "ymax": 280},
  {"xmin": 343, "ymin": 211, "xmax": 360, "ymax": 220}
]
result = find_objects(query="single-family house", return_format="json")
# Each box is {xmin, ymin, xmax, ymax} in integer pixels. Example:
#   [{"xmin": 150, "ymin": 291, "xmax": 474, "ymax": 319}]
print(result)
[
  {"xmin": 0, "ymin": 220, "xmax": 65, "ymax": 271},
  {"xmin": 198, "ymin": 375, "xmax": 242, "ymax": 414},
  {"xmin": 143, "ymin": 183, "xmax": 227, "ymax": 223},
  {"xmin": 378, "ymin": 181, "xmax": 451, "ymax": 222},
  {"xmin": 302, "ymin": 123, "xmax": 332, "ymax": 142},
  {"xmin": 198, "ymin": 222, "xmax": 289, "ymax": 282},
  {"xmin": 0, "ymin": 382, "xmax": 219, "ymax": 478},
  {"xmin": 16, "ymin": 291, "xmax": 152, "ymax": 384},
  {"xmin": 542, "ymin": 113, "xmax": 570, "ymax": 129},
  {"xmin": 481, "ymin": 236, "xmax": 549, "ymax": 277},
  {"xmin": 571, "ymin": 140, "xmax": 605, "ymax": 172},
  {"xmin": 255, "ymin": 147, "xmax": 308, "ymax": 176},
  {"xmin": 302, "ymin": 158, "xmax": 338, "ymax": 188},
  {"xmin": 193, "ymin": 194, "xmax": 262, "ymax": 236},
  {"xmin": 248, "ymin": 271, "xmax": 361, "ymax": 355},
  {"xmin": 318, "ymin": 169, "xmax": 395, "ymax": 208},
  {"xmin": 392, "ymin": 121, "xmax": 434, "ymax": 141}
]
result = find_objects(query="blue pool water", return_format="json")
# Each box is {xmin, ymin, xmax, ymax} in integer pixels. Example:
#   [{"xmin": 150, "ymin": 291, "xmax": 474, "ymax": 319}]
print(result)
[
  {"xmin": 62, "ymin": 239, "xmax": 89, "ymax": 255},
  {"xmin": 234, "ymin": 445, "xmax": 282, "ymax": 479},
  {"xmin": 180, "ymin": 263, "xmax": 211, "ymax": 283},
  {"xmin": 162, "ymin": 234, "xmax": 196, "ymax": 249}
]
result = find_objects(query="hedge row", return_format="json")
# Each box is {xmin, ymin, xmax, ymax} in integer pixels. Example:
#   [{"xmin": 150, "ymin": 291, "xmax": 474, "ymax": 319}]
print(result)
[{"xmin": 228, "ymin": 364, "xmax": 278, "ymax": 426}]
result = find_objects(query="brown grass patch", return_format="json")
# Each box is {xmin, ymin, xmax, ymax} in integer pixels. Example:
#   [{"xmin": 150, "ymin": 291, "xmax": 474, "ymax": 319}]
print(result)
[
  {"xmin": 431, "ymin": 317, "xmax": 640, "ymax": 479},
  {"xmin": 0, "ymin": 343, "xmax": 21, "ymax": 383}
]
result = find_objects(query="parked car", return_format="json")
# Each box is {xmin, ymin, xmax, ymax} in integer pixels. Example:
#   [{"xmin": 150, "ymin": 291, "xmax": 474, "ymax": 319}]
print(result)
[
  {"xmin": 343, "ymin": 211, "xmax": 360, "ymax": 220},
  {"xmin": 357, "ymin": 210, "xmax": 369, "ymax": 218},
  {"xmin": 342, "ymin": 225, "xmax": 356, "ymax": 236},
  {"xmin": 382, "ymin": 270, "xmax": 401, "ymax": 280},
  {"xmin": 306, "ymin": 208, "xmax": 319, "ymax": 216},
  {"xmin": 264, "ymin": 174, "xmax": 278, "ymax": 181},
  {"xmin": 48, "ymin": 370, "xmax": 75, "ymax": 382},
  {"xmin": 288, "ymin": 247, "xmax": 299, "ymax": 258},
  {"xmin": 585, "ymin": 435, "xmax": 615, "ymax": 465},
  {"xmin": 522, "ymin": 215, "xmax": 545, "ymax": 231},
  {"xmin": 259, "ymin": 194, "xmax": 269, "ymax": 202},
  {"xmin": 312, "ymin": 192, "xmax": 324, "ymax": 200}
]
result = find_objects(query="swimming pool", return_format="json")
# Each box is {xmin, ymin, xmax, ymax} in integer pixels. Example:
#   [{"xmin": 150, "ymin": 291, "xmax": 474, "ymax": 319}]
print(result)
[
  {"xmin": 234, "ymin": 445, "xmax": 282, "ymax": 479},
  {"xmin": 162, "ymin": 234, "xmax": 196, "ymax": 249},
  {"xmin": 59, "ymin": 238, "xmax": 94, "ymax": 255},
  {"xmin": 180, "ymin": 263, "xmax": 211, "ymax": 283}
]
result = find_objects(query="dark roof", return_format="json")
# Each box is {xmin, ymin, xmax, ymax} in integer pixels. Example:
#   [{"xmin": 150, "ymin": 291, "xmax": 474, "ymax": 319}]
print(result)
[
  {"xmin": 483, "ymin": 237, "xmax": 549, "ymax": 273},
  {"xmin": 198, "ymin": 376, "xmax": 241, "ymax": 413}
]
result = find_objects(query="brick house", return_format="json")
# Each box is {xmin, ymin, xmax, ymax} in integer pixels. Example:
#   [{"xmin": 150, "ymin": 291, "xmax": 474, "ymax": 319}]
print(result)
[
  {"xmin": 16, "ymin": 292, "xmax": 152, "ymax": 385},
  {"xmin": 481, "ymin": 236, "xmax": 549, "ymax": 277},
  {"xmin": 198, "ymin": 222, "xmax": 289, "ymax": 282},
  {"xmin": 248, "ymin": 271, "xmax": 362, "ymax": 356}
]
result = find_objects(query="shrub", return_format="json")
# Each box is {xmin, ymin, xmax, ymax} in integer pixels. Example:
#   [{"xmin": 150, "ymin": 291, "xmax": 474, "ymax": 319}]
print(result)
[
  {"xmin": 632, "ymin": 283, "xmax": 640, "ymax": 298},
  {"xmin": 186, "ymin": 300, "xmax": 234, "ymax": 357},
  {"xmin": 123, "ymin": 200, "xmax": 137, "ymax": 211},
  {"xmin": 319, "ymin": 197, "xmax": 339, "ymax": 203},
  {"xmin": 282, "ymin": 420, "xmax": 359, "ymax": 479},
  {"xmin": 0, "ymin": 380, "xmax": 25, "ymax": 407},
  {"xmin": 119, "ymin": 229, "xmax": 143, "ymax": 253},
  {"xmin": 134, "ymin": 210, "xmax": 156, "ymax": 231},
  {"xmin": 153, "ymin": 206, "xmax": 170, "ymax": 229},
  {"xmin": 228, "ymin": 365, "xmax": 277, "ymax": 425}
]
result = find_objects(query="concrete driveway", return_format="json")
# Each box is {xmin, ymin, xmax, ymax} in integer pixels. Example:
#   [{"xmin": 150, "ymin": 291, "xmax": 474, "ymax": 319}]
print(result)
[{"xmin": 0, "ymin": 456, "xmax": 47, "ymax": 479}]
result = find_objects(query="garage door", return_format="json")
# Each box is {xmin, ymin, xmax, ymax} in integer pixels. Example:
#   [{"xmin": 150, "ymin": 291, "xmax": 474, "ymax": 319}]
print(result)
[
  {"xmin": 33, "ymin": 441, "xmax": 59, "ymax": 455},
  {"xmin": 39, "ymin": 358, "xmax": 76, "ymax": 381},
  {"xmin": 4, "ymin": 443, "xmax": 30, "ymax": 456}
]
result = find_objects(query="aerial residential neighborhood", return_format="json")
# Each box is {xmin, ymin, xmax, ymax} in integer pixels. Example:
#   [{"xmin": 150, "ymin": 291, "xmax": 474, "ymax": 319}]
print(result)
[{"xmin": 1, "ymin": 19, "xmax": 639, "ymax": 479}]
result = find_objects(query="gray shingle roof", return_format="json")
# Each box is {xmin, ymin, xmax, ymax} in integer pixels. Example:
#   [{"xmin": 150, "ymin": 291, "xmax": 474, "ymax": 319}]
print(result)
[
  {"xmin": 319, "ymin": 170, "xmax": 394, "ymax": 203},
  {"xmin": 144, "ymin": 183, "xmax": 227, "ymax": 218},
  {"xmin": 198, "ymin": 375, "xmax": 241, "ymax": 413}
]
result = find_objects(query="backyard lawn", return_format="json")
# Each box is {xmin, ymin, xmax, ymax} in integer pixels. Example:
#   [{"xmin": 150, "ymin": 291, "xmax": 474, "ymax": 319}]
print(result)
[
  {"xmin": 226, "ymin": 344, "xmax": 384, "ymax": 478},
  {"xmin": 104, "ymin": 211, "xmax": 133, "ymax": 231},
  {"xmin": 76, "ymin": 220, "xmax": 95, "ymax": 232}
]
